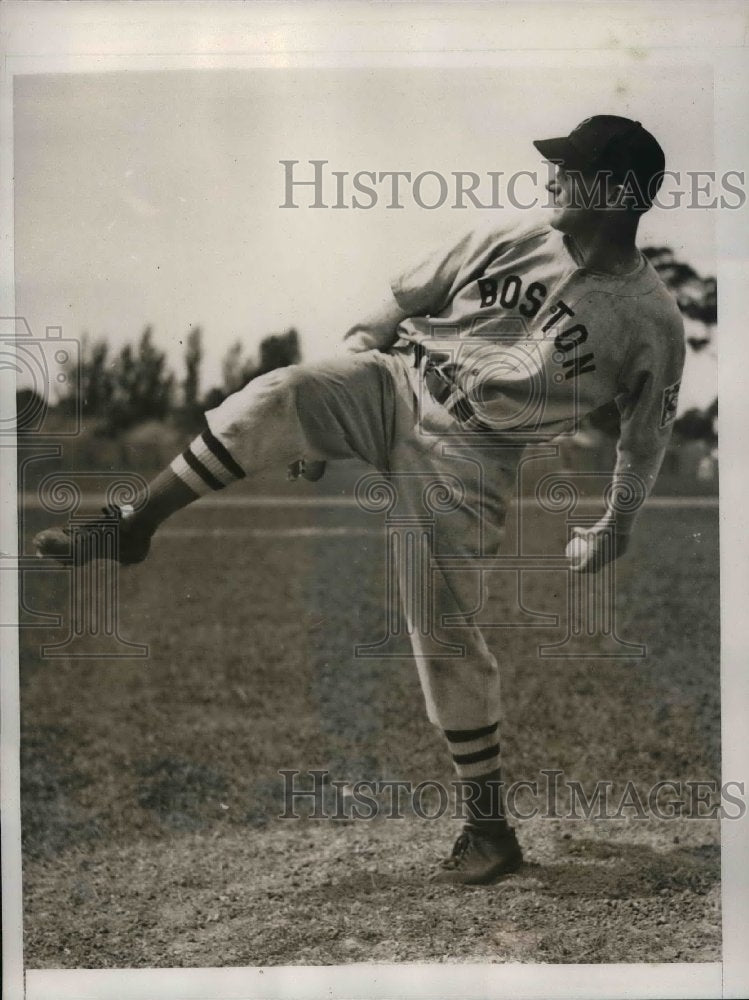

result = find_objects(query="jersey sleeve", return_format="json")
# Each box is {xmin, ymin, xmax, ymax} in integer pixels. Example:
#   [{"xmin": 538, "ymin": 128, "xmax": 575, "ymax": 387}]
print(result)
[
  {"xmin": 607, "ymin": 312, "xmax": 686, "ymax": 531},
  {"xmin": 389, "ymin": 215, "xmax": 541, "ymax": 317},
  {"xmin": 615, "ymin": 316, "xmax": 686, "ymax": 456}
]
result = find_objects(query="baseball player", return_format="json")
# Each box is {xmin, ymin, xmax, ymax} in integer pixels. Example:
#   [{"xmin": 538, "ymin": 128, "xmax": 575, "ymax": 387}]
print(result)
[{"xmin": 35, "ymin": 116, "xmax": 685, "ymax": 885}]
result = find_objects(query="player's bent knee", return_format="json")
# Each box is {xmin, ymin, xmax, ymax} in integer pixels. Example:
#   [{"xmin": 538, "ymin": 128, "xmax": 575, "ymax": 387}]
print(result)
[
  {"xmin": 204, "ymin": 364, "xmax": 307, "ymax": 441},
  {"xmin": 224, "ymin": 365, "xmax": 303, "ymax": 413},
  {"xmin": 255, "ymin": 363, "xmax": 320, "ymax": 405}
]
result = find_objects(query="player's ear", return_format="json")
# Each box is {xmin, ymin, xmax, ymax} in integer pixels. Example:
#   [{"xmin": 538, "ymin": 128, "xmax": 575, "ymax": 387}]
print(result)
[
  {"xmin": 606, "ymin": 180, "xmax": 627, "ymax": 210},
  {"xmin": 608, "ymin": 172, "xmax": 647, "ymax": 212}
]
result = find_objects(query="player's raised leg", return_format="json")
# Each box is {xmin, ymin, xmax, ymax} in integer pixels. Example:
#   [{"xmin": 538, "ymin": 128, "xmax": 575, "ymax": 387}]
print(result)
[{"xmin": 33, "ymin": 352, "xmax": 402, "ymax": 565}]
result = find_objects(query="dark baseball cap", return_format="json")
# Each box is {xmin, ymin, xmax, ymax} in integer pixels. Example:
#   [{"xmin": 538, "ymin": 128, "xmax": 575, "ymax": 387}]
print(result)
[{"xmin": 533, "ymin": 115, "xmax": 666, "ymax": 206}]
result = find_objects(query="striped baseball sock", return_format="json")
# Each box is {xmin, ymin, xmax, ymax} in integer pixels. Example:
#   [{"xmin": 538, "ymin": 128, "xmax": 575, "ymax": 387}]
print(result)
[
  {"xmin": 444, "ymin": 722, "xmax": 501, "ymax": 780},
  {"xmin": 444, "ymin": 723, "xmax": 509, "ymax": 834},
  {"xmin": 132, "ymin": 426, "xmax": 246, "ymax": 533}
]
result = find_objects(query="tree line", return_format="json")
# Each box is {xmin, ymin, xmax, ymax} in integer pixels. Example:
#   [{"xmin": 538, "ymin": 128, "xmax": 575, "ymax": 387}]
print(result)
[{"xmin": 17, "ymin": 326, "xmax": 301, "ymax": 436}]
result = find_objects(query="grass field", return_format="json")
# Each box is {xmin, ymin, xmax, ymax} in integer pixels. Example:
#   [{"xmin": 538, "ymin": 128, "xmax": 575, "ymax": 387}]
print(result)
[{"xmin": 18, "ymin": 461, "xmax": 721, "ymax": 967}]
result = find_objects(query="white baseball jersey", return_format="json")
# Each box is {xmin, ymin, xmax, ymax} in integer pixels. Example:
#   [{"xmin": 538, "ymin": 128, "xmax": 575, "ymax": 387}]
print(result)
[{"xmin": 387, "ymin": 216, "xmax": 686, "ymax": 527}]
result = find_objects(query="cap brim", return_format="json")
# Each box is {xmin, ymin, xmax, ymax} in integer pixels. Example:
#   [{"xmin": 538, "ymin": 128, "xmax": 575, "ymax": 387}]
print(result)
[{"xmin": 533, "ymin": 137, "xmax": 584, "ymax": 168}]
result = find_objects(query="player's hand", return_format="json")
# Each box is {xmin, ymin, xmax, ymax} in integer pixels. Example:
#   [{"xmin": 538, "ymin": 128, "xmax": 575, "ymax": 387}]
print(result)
[
  {"xmin": 565, "ymin": 525, "xmax": 630, "ymax": 574},
  {"xmin": 342, "ymin": 329, "xmax": 379, "ymax": 353},
  {"xmin": 287, "ymin": 459, "xmax": 327, "ymax": 482},
  {"xmin": 302, "ymin": 460, "xmax": 326, "ymax": 481}
]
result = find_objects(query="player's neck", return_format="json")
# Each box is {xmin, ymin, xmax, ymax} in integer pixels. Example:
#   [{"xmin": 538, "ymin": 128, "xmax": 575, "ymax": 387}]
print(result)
[{"xmin": 566, "ymin": 215, "xmax": 641, "ymax": 276}]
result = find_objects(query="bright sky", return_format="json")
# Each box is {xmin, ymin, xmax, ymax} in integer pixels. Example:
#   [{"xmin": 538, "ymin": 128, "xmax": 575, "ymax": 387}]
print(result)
[{"xmin": 14, "ymin": 64, "xmax": 716, "ymax": 400}]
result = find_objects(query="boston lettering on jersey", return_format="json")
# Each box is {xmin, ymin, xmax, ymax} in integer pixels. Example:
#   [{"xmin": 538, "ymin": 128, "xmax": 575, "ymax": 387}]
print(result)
[
  {"xmin": 477, "ymin": 274, "xmax": 546, "ymax": 317},
  {"xmin": 476, "ymin": 274, "xmax": 596, "ymax": 381}
]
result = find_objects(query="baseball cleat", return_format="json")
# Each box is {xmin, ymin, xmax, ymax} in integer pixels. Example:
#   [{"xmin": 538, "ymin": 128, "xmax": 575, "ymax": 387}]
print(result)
[
  {"xmin": 33, "ymin": 504, "xmax": 152, "ymax": 566},
  {"xmin": 431, "ymin": 826, "xmax": 523, "ymax": 886}
]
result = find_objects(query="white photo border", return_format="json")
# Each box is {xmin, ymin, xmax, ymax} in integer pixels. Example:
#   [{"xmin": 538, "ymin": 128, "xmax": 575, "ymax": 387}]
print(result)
[{"xmin": 1, "ymin": 2, "xmax": 747, "ymax": 998}]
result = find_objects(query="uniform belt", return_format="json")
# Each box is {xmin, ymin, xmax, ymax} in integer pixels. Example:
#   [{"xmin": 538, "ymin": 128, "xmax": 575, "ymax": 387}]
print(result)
[{"xmin": 412, "ymin": 342, "xmax": 495, "ymax": 433}]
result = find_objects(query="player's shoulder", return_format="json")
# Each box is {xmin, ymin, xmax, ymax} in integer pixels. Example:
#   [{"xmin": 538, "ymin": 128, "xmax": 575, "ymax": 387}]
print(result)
[
  {"xmin": 636, "ymin": 258, "xmax": 685, "ymax": 337},
  {"xmin": 585, "ymin": 253, "xmax": 683, "ymax": 331},
  {"xmin": 620, "ymin": 258, "xmax": 686, "ymax": 363},
  {"xmin": 465, "ymin": 210, "xmax": 552, "ymax": 252},
  {"xmin": 574, "ymin": 253, "xmax": 685, "ymax": 363},
  {"xmin": 440, "ymin": 211, "xmax": 553, "ymax": 279}
]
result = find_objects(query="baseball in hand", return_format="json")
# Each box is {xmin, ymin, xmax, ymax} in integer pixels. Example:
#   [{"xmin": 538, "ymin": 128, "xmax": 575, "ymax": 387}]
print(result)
[{"xmin": 565, "ymin": 533, "xmax": 590, "ymax": 567}]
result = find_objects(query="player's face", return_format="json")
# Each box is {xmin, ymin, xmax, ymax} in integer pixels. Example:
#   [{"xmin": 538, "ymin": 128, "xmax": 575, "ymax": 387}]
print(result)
[{"xmin": 545, "ymin": 165, "xmax": 603, "ymax": 234}]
